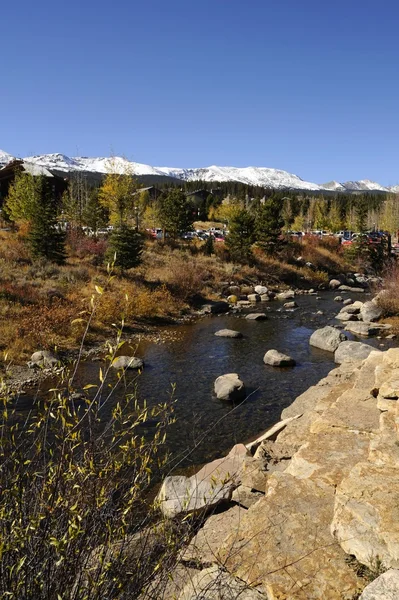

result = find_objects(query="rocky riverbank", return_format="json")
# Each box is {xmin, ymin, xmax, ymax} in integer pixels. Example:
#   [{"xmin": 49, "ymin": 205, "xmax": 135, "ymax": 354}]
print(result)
[{"xmin": 153, "ymin": 289, "xmax": 399, "ymax": 599}]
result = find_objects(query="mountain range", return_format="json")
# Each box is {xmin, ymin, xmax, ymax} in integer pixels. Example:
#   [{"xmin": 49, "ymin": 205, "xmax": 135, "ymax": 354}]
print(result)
[{"xmin": 1, "ymin": 149, "xmax": 398, "ymax": 194}]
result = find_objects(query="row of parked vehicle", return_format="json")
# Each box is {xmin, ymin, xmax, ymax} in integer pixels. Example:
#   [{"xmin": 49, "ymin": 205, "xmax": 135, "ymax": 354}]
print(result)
[{"xmin": 145, "ymin": 227, "xmax": 228, "ymax": 242}]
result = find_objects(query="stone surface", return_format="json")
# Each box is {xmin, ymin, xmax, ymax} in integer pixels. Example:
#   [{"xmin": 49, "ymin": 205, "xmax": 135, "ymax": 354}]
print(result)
[
  {"xmin": 335, "ymin": 341, "xmax": 380, "ymax": 364},
  {"xmin": 214, "ymin": 329, "xmax": 243, "ymax": 338},
  {"xmin": 245, "ymin": 313, "xmax": 268, "ymax": 321},
  {"xmin": 214, "ymin": 373, "xmax": 246, "ymax": 402},
  {"xmin": 359, "ymin": 570, "xmax": 399, "ymax": 600},
  {"xmin": 341, "ymin": 303, "xmax": 362, "ymax": 314},
  {"xmin": 219, "ymin": 472, "xmax": 363, "ymax": 600},
  {"xmin": 335, "ymin": 311, "xmax": 358, "ymax": 321},
  {"xmin": 254, "ymin": 285, "xmax": 268, "ymax": 295},
  {"xmin": 227, "ymin": 294, "xmax": 238, "ymax": 303},
  {"xmin": 232, "ymin": 485, "xmax": 264, "ymax": 508},
  {"xmin": 343, "ymin": 298, "xmax": 353, "ymax": 305},
  {"xmin": 111, "ymin": 356, "xmax": 144, "ymax": 370},
  {"xmin": 247, "ymin": 294, "xmax": 260, "ymax": 303},
  {"xmin": 339, "ymin": 284, "xmax": 365, "ymax": 293},
  {"xmin": 29, "ymin": 350, "xmax": 59, "ymax": 369},
  {"xmin": 178, "ymin": 565, "xmax": 268, "ymax": 600},
  {"xmin": 201, "ymin": 301, "xmax": 230, "ymax": 314},
  {"xmin": 360, "ymin": 301, "xmax": 384, "ymax": 323},
  {"xmin": 310, "ymin": 389, "xmax": 381, "ymax": 434},
  {"xmin": 309, "ymin": 326, "xmax": 346, "ymax": 352},
  {"xmin": 331, "ymin": 462, "xmax": 399, "ymax": 569},
  {"xmin": 276, "ymin": 290, "xmax": 295, "ymax": 300},
  {"xmin": 329, "ymin": 278, "xmax": 342, "ymax": 289},
  {"xmin": 334, "ymin": 295, "xmax": 344, "ymax": 302},
  {"xmin": 344, "ymin": 322, "xmax": 388, "ymax": 337},
  {"xmin": 183, "ymin": 505, "xmax": 244, "ymax": 564},
  {"xmin": 263, "ymin": 349, "xmax": 296, "ymax": 367},
  {"xmin": 283, "ymin": 301, "xmax": 298, "ymax": 309}
]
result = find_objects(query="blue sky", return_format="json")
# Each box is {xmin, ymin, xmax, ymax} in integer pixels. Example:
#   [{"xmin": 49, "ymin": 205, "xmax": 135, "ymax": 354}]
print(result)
[{"xmin": 2, "ymin": 0, "xmax": 399, "ymax": 184}]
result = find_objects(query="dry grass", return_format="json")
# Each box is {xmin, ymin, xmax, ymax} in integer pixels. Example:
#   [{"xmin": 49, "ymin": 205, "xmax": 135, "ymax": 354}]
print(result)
[
  {"xmin": 375, "ymin": 263, "xmax": 399, "ymax": 317},
  {"xmin": 0, "ymin": 230, "xmax": 357, "ymax": 362}
]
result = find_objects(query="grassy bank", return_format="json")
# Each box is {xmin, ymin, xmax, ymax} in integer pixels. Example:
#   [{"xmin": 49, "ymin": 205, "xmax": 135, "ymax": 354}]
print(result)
[{"xmin": 0, "ymin": 230, "xmax": 354, "ymax": 363}]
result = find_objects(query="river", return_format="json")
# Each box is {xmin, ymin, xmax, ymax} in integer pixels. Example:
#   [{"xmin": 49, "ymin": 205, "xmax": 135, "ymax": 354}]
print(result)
[{"xmin": 51, "ymin": 289, "xmax": 394, "ymax": 470}]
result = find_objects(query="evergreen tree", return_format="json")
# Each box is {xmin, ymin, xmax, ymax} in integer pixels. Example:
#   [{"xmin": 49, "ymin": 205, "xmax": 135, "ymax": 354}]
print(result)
[
  {"xmin": 5, "ymin": 172, "xmax": 66, "ymax": 263},
  {"xmin": 225, "ymin": 208, "xmax": 255, "ymax": 263},
  {"xmin": 254, "ymin": 197, "xmax": 284, "ymax": 255},
  {"xmin": 105, "ymin": 224, "xmax": 143, "ymax": 271},
  {"xmin": 82, "ymin": 187, "xmax": 109, "ymax": 233},
  {"xmin": 157, "ymin": 188, "xmax": 193, "ymax": 239}
]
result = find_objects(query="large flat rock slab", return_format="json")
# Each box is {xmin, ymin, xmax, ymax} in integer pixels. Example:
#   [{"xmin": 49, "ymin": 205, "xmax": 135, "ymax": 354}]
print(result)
[
  {"xmin": 331, "ymin": 462, "xmax": 399, "ymax": 569},
  {"xmin": 310, "ymin": 389, "xmax": 381, "ymax": 435},
  {"xmin": 285, "ymin": 428, "xmax": 371, "ymax": 487},
  {"xmin": 218, "ymin": 472, "xmax": 363, "ymax": 600}
]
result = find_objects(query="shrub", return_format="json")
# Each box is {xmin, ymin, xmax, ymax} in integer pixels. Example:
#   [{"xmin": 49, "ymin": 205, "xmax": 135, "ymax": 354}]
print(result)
[{"xmin": 0, "ymin": 348, "xmax": 179, "ymax": 598}]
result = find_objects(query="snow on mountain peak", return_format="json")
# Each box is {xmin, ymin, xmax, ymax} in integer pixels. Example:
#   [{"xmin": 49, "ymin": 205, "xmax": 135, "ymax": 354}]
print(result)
[
  {"xmin": 342, "ymin": 179, "xmax": 389, "ymax": 192},
  {"xmin": 0, "ymin": 149, "xmax": 15, "ymax": 167}
]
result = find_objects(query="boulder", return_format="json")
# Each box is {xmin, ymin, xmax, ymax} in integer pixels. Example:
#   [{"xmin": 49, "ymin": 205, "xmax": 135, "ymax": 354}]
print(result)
[
  {"xmin": 29, "ymin": 350, "xmax": 59, "ymax": 369},
  {"xmin": 157, "ymin": 474, "xmax": 233, "ymax": 518},
  {"xmin": 341, "ymin": 304, "xmax": 362, "ymax": 314},
  {"xmin": 247, "ymin": 293, "xmax": 260, "ymax": 303},
  {"xmin": 309, "ymin": 326, "xmax": 346, "ymax": 352},
  {"xmin": 112, "ymin": 356, "xmax": 144, "ymax": 370},
  {"xmin": 334, "ymin": 296, "xmax": 344, "ymax": 302},
  {"xmin": 263, "ymin": 349, "xmax": 296, "ymax": 367},
  {"xmin": 284, "ymin": 301, "xmax": 298, "ymax": 309},
  {"xmin": 339, "ymin": 285, "xmax": 365, "ymax": 293},
  {"xmin": 360, "ymin": 301, "xmax": 384, "ymax": 323},
  {"xmin": 329, "ymin": 279, "xmax": 342, "ymax": 289},
  {"xmin": 359, "ymin": 570, "xmax": 399, "ymax": 600},
  {"xmin": 260, "ymin": 294, "xmax": 269, "ymax": 301},
  {"xmin": 335, "ymin": 341, "xmax": 380, "ymax": 365},
  {"xmin": 245, "ymin": 313, "xmax": 268, "ymax": 321},
  {"xmin": 214, "ymin": 373, "xmax": 246, "ymax": 402},
  {"xmin": 214, "ymin": 329, "xmax": 243, "ymax": 339},
  {"xmin": 335, "ymin": 311, "xmax": 358, "ymax": 321},
  {"xmin": 201, "ymin": 301, "xmax": 229, "ymax": 314},
  {"xmin": 277, "ymin": 290, "xmax": 295, "ymax": 300},
  {"xmin": 344, "ymin": 322, "xmax": 389, "ymax": 337},
  {"xmin": 343, "ymin": 298, "xmax": 353, "ymax": 306},
  {"xmin": 254, "ymin": 285, "xmax": 268, "ymax": 295},
  {"xmin": 226, "ymin": 294, "xmax": 238, "ymax": 303}
]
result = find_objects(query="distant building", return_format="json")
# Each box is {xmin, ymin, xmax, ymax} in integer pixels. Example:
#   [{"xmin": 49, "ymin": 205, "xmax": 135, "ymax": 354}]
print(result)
[{"xmin": 0, "ymin": 159, "xmax": 67, "ymax": 206}]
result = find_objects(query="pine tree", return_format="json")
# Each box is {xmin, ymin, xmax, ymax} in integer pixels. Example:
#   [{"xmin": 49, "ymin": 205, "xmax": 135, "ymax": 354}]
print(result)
[
  {"xmin": 157, "ymin": 188, "xmax": 193, "ymax": 240},
  {"xmin": 225, "ymin": 208, "xmax": 255, "ymax": 263},
  {"xmin": 105, "ymin": 224, "xmax": 143, "ymax": 271},
  {"xmin": 254, "ymin": 197, "xmax": 284, "ymax": 255},
  {"xmin": 6, "ymin": 172, "xmax": 66, "ymax": 263}
]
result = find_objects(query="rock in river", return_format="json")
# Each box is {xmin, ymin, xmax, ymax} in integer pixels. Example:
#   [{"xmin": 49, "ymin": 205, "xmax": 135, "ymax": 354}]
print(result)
[
  {"xmin": 309, "ymin": 326, "xmax": 346, "ymax": 352},
  {"xmin": 264, "ymin": 349, "xmax": 296, "ymax": 367},
  {"xmin": 214, "ymin": 373, "xmax": 246, "ymax": 402},
  {"xmin": 112, "ymin": 356, "xmax": 144, "ymax": 370},
  {"xmin": 334, "ymin": 341, "xmax": 381, "ymax": 364},
  {"xmin": 245, "ymin": 313, "xmax": 268, "ymax": 321},
  {"xmin": 215, "ymin": 329, "xmax": 243, "ymax": 339}
]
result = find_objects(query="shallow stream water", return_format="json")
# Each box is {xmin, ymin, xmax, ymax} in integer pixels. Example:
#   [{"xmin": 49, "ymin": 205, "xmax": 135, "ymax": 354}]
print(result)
[{"xmin": 20, "ymin": 290, "xmax": 397, "ymax": 469}]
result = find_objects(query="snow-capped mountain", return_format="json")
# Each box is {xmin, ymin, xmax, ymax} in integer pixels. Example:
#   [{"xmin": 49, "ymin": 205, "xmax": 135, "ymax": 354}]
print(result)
[
  {"xmin": 341, "ymin": 179, "xmax": 389, "ymax": 193},
  {"xmin": 320, "ymin": 181, "xmax": 347, "ymax": 192},
  {"xmin": 0, "ymin": 149, "xmax": 14, "ymax": 167},
  {"xmin": 388, "ymin": 184, "xmax": 399, "ymax": 194},
  {"xmin": 0, "ymin": 149, "xmax": 396, "ymax": 193},
  {"xmin": 24, "ymin": 153, "xmax": 166, "ymax": 177},
  {"xmin": 157, "ymin": 165, "xmax": 322, "ymax": 191}
]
